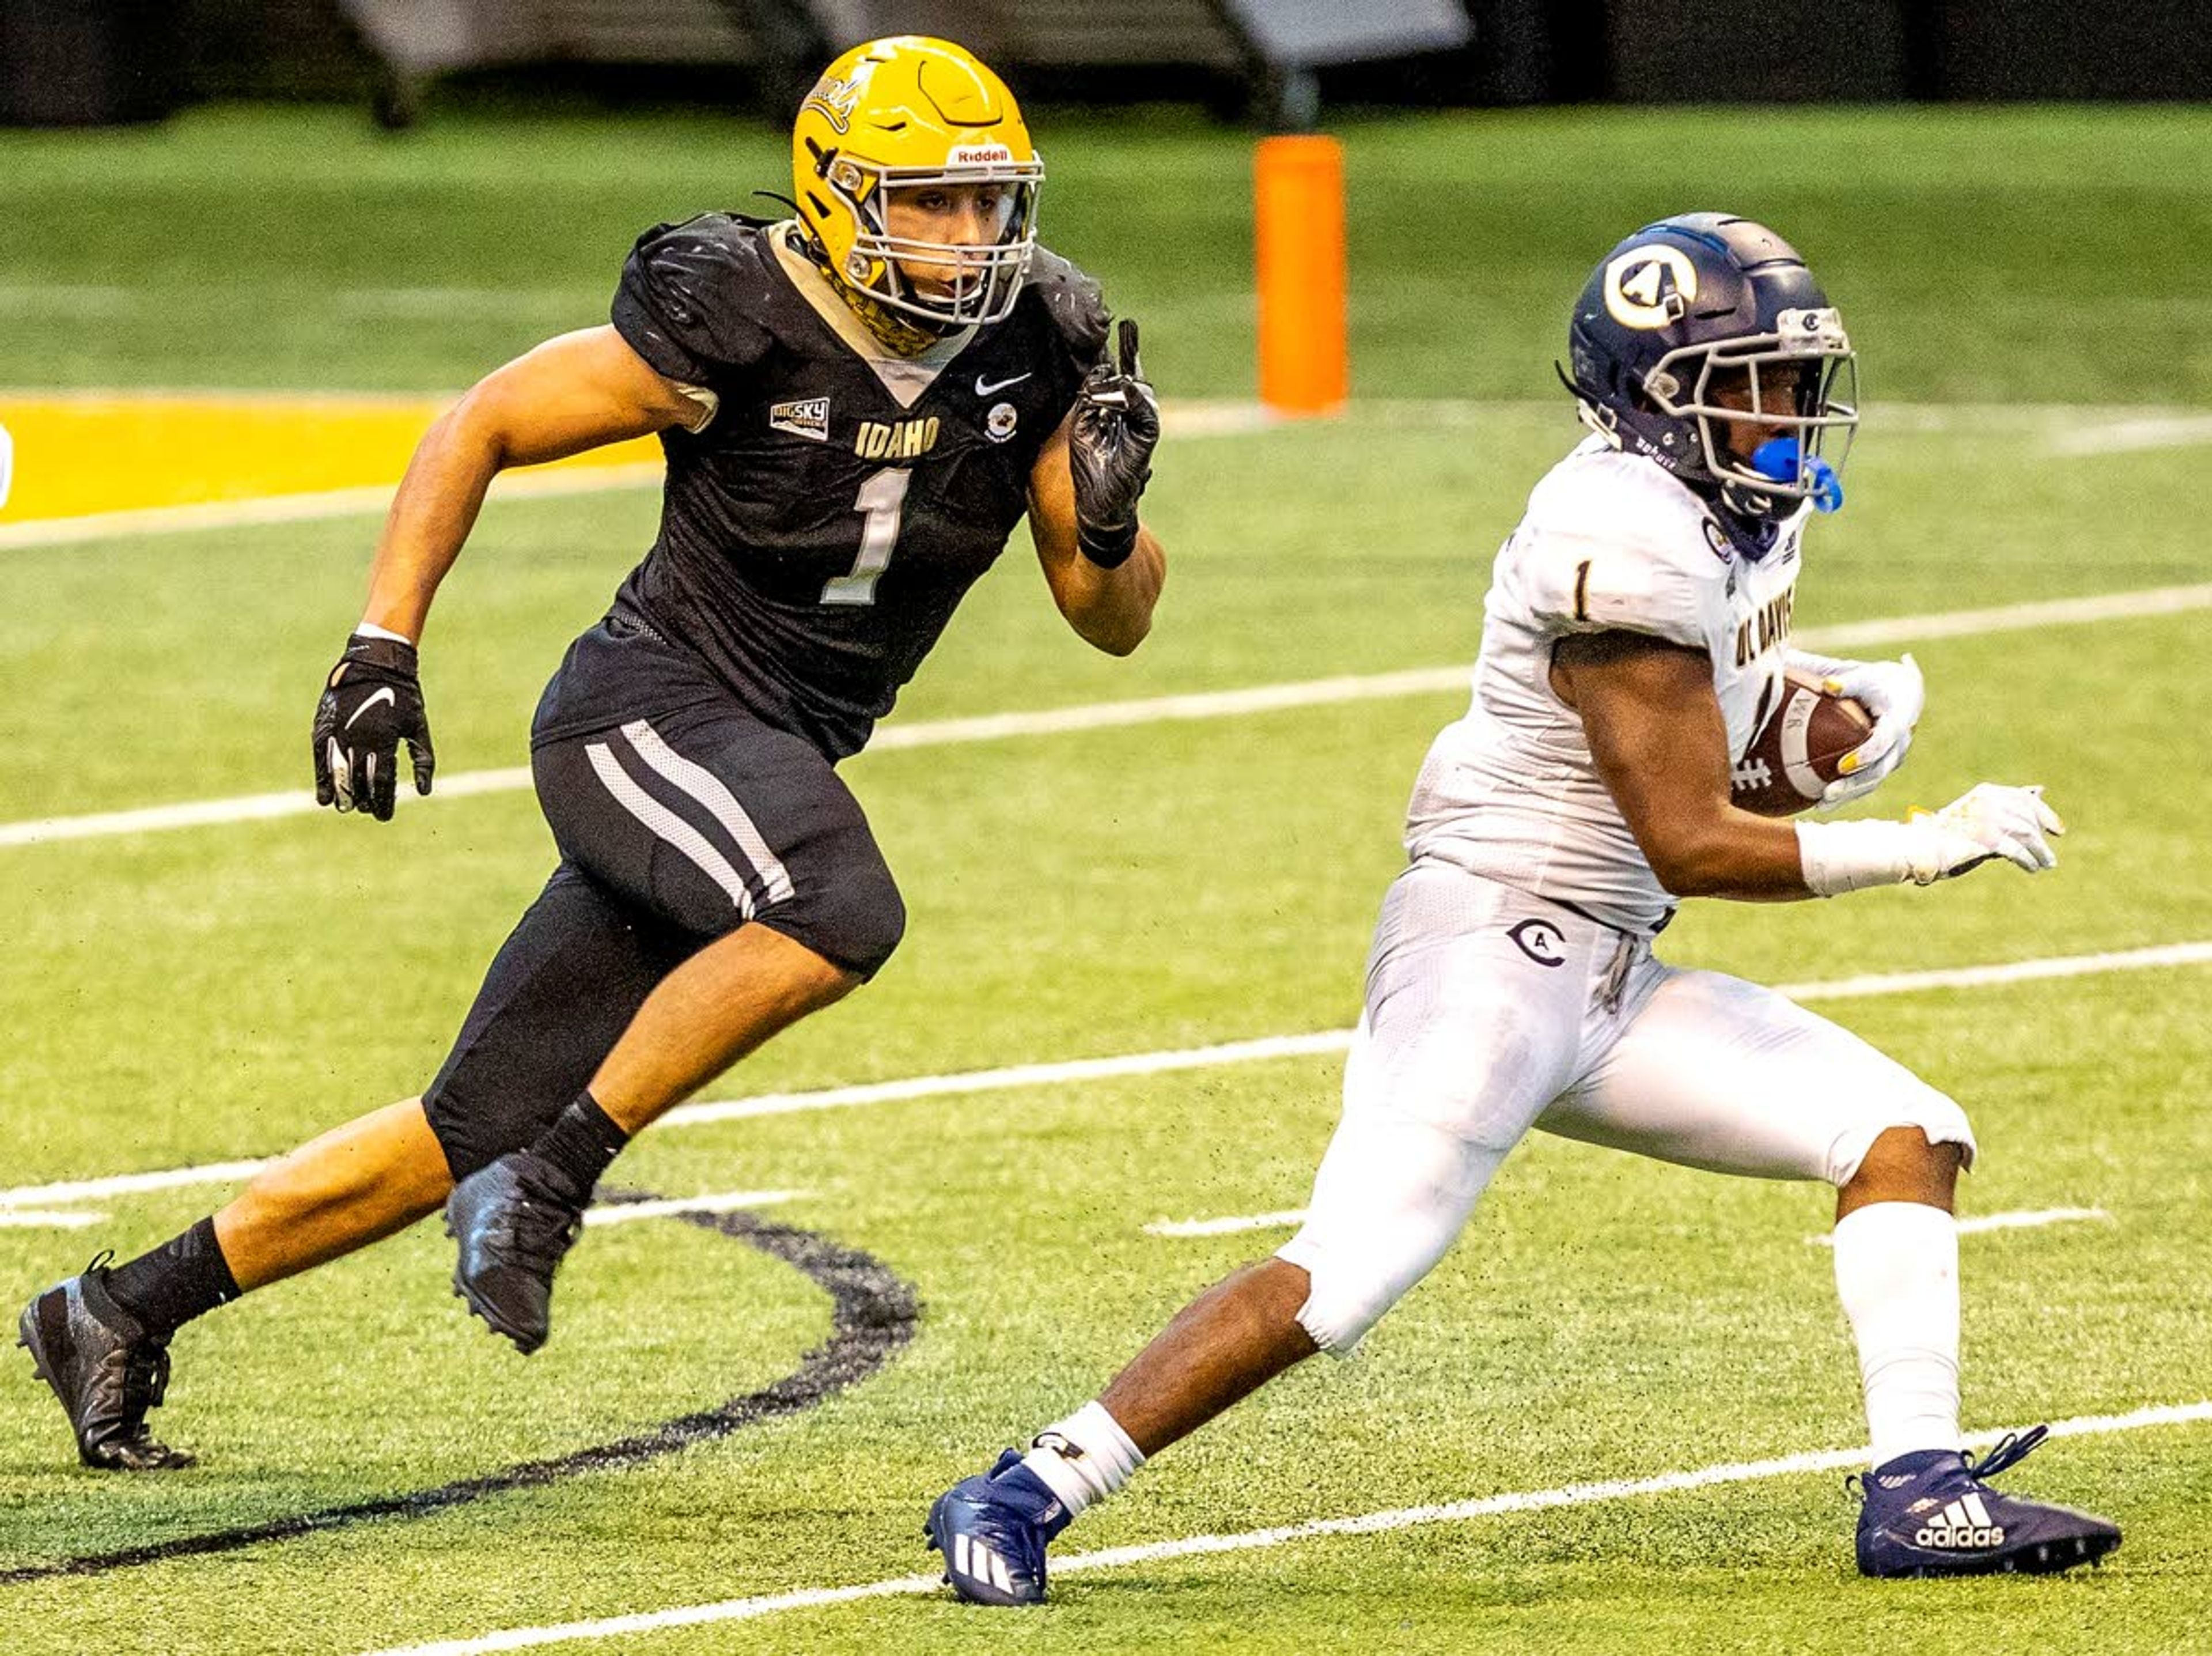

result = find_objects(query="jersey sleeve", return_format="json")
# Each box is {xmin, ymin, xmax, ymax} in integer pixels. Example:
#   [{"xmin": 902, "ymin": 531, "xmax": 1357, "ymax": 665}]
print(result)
[
  {"xmin": 1514, "ymin": 523, "xmax": 1718, "ymax": 652},
  {"xmin": 611, "ymin": 215, "xmax": 776, "ymax": 390}
]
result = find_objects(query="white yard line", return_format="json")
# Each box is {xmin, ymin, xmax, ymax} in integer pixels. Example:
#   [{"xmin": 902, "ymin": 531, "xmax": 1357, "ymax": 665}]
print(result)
[
  {"xmin": 9, "ymin": 582, "xmax": 2212, "ymax": 851},
  {"xmin": 582, "ymin": 1190, "xmax": 802, "ymax": 1227},
  {"xmin": 1146, "ymin": 1208, "xmax": 1310, "ymax": 1238},
  {"xmin": 357, "ymin": 1398, "xmax": 2212, "ymax": 1656},
  {"xmin": 1805, "ymin": 1207, "xmax": 2109, "ymax": 1247},
  {"xmin": 0, "ymin": 402, "xmax": 1256, "ymax": 552},
  {"xmin": 3, "ymin": 943, "xmax": 2203, "ymax": 1216},
  {"xmin": 1165, "ymin": 1204, "xmax": 2119, "ymax": 1249},
  {"xmin": 4, "ymin": 395, "xmax": 2195, "ymax": 553},
  {"xmin": 0, "ymin": 463, "xmax": 666, "ymax": 552},
  {"xmin": 2049, "ymin": 414, "xmax": 2212, "ymax": 456},
  {"xmin": 0, "ymin": 1209, "xmax": 104, "ymax": 1229}
]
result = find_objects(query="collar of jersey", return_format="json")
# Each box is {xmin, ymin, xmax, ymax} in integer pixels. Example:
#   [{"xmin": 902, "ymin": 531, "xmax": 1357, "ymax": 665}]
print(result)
[{"xmin": 768, "ymin": 221, "xmax": 982, "ymax": 413}]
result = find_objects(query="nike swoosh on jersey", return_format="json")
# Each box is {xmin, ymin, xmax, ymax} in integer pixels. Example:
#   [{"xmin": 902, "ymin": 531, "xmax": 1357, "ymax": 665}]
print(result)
[
  {"xmin": 975, "ymin": 372, "xmax": 1033, "ymax": 396},
  {"xmin": 344, "ymin": 686, "xmax": 399, "ymax": 728}
]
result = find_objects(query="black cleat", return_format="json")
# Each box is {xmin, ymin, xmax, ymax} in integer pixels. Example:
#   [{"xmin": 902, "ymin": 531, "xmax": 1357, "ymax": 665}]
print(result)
[
  {"xmin": 1857, "ymin": 1427, "xmax": 2122, "ymax": 1578},
  {"xmin": 18, "ymin": 1258, "xmax": 196, "ymax": 1471},
  {"xmin": 445, "ymin": 1152, "xmax": 585, "ymax": 1355}
]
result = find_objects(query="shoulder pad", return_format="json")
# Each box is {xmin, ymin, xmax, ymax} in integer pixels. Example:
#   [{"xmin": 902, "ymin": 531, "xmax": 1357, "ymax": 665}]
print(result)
[
  {"xmin": 1023, "ymin": 247, "xmax": 1109, "ymax": 365},
  {"xmin": 1511, "ymin": 444, "xmax": 1729, "ymax": 651},
  {"xmin": 611, "ymin": 213, "xmax": 778, "ymax": 386}
]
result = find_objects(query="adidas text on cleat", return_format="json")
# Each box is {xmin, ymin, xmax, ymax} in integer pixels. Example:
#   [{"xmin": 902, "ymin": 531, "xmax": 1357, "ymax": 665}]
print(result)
[
  {"xmin": 444, "ymin": 1151, "xmax": 586, "ymax": 1355},
  {"xmin": 926, "ymin": 1449, "xmax": 1071, "ymax": 1606},
  {"xmin": 1856, "ymin": 1427, "xmax": 2122, "ymax": 1578},
  {"xmin": 17, "ymin": 1259, "xmax": 196, "ymax": 1471}
]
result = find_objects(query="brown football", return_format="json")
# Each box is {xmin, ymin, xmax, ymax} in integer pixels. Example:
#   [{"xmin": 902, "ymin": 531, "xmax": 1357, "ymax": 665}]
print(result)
[{"xmin": 1731, "ymin": 668, "xmax": 1874, "ymax": 817}]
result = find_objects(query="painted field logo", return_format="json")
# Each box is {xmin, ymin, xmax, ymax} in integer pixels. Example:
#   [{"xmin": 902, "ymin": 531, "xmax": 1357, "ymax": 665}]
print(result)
[
  {"xmin": 948, "ymin": 143, "xmax": 1014, "ymax": 167},
  {"xmin": 770, "ymin": 398, "xmax": 831, "ymax": 443}
]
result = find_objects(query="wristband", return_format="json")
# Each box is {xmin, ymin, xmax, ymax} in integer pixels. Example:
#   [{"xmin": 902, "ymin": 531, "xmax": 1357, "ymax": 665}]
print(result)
[{"xmin": 1077, "ymin": 519, "xmax": 1138, "ymax": 569}]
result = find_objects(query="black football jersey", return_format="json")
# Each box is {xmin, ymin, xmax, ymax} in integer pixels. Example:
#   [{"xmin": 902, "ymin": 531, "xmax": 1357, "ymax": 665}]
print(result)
[{"xmin": 586, "ymin": 213, "xmax": 1107, "ymax": 760}]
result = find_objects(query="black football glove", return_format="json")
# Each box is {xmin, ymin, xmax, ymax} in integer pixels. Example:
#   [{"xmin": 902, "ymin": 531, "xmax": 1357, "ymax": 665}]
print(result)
[
  {"xmin": 311, "ymin": 633, "xmax": 435, "ymax": 821},
  {"xmin": 1069, "ymin": 317, "xmax": 1160, "ymax": 569}
]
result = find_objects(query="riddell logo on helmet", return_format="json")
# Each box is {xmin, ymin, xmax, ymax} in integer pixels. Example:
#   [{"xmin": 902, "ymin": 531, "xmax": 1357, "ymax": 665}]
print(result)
[{"xmin": 948, "ymin": 144, "xmax": 1014, "ymax": 167}]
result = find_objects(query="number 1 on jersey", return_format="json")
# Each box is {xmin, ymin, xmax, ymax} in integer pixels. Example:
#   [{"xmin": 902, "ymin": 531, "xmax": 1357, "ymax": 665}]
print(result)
[{"xmin": 821, "ymin": 467, "xmax": 912, "ymax": 607}]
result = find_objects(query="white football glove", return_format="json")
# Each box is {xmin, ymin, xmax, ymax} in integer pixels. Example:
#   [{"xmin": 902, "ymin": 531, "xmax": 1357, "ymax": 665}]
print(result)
[
  {"xmin": 1796, "ymin": 783, "xmax": 2064, "ymax": 895},
  {"xmin": 1910, "ymin": 782, "xmax": 2065, "ymax": 879},
  {"xmin": 1789, "ymin": 650, "xmax": 1925, "ymax": 808}
]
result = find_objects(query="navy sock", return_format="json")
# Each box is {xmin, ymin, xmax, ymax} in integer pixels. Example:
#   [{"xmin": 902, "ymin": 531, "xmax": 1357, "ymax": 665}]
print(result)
[
  {"xmin": 103, "ymin": 1216, "xmax": 241, "ymax": 1337},
  {"xmin": 531, "ymin": 1091, "xmax": 628, "ymax": 1202}
]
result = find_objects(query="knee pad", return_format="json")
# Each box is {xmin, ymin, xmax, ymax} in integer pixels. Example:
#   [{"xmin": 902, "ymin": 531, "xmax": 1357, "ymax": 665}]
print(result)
[
  {"xmin": 1276, "ymin": 1214, "xmax": 1456, "ymax": 1357},
  {"xmin": 1829, "ymin": 1090, "xmax": 1978, "ymax": 1186},
  {"xmin": 763, "ymin": 857, "xmax": 906, "ymax": 980}
]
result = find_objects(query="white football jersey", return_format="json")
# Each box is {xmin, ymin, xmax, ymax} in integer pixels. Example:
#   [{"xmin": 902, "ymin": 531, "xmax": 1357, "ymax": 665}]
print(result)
[{"xmin": 1406, "ymin": 436, "xmax": 1809, "ymax": 933}]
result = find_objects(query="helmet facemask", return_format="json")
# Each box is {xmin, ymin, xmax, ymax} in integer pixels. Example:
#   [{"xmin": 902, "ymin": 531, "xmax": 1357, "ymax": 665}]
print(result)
[
  {"xmin": 1642, "ymin": 307, "xmax": 1859, "ymax": 513},
  {"xmin": 822, "ymin": 152, "xmax": 1041, "ymax": 330}
]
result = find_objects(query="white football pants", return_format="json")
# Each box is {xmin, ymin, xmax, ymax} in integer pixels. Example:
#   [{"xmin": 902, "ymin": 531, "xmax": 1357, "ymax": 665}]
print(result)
[{"xmin": 1278, "ymin": 862, "xmax": 1976, "ymax": 1353}]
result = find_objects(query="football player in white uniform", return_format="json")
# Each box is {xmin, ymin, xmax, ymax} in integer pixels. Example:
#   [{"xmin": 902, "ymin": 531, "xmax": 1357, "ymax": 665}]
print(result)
[{"xmin": 926, "ymin": 213, "xmax": 2119, "ymax": 1601}]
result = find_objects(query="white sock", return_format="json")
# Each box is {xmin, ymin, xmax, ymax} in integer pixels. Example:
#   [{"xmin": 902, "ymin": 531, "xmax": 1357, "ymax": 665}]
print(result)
[
  {"xmin": 1832, "ymin": 1201, "xmax": 1964, "ymax": 1469},
  {"xmin": 1020, "ymin": 1401, "xmax": 1145, "ymax": 1520}
]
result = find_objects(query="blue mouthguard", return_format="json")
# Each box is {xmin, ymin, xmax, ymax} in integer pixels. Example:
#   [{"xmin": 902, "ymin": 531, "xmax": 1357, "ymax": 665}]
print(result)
[{"xmin": 1750, "ymin": 436, "xmax": 1843, "ymax": 514}]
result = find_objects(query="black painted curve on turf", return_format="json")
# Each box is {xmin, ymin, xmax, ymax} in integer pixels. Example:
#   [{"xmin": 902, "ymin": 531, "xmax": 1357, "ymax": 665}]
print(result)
[{"xmin": 1, "ymin": 1200, "xmax": 921, "ymax": 1584}]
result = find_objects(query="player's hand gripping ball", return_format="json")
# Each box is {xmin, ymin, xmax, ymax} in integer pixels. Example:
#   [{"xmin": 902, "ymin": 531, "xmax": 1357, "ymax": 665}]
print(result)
[
  {"xmin": 1069, "ymin": 317, "xmax": 1159, "ymax": 568},
  {"xmin": 1732, "ymin": 668, "xmax": 1873, "ymax": 816},
  {"xmin": 312, "ymin": 634, "xmax": 436, "ymax": 821}
]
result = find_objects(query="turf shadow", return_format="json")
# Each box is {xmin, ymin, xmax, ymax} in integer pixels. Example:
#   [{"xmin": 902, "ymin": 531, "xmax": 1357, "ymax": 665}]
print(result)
[{"xmin": 1, "ymin": 1198, "xmax": 921, "ymax": 1584}]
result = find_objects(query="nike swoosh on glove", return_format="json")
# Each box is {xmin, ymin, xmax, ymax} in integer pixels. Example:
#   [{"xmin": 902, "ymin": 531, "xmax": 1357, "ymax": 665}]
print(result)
[{"xmin": 312, "ymin": 633, "xmax": 435, "ymax": 821}]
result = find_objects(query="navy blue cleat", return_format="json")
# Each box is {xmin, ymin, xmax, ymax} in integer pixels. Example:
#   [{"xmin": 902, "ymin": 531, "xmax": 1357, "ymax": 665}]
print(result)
[
  {"xmin": 926, "ymin": 1449, "xmax": 1072, "ymax": 1605},
  {"xmin": 1856, "ymin": 1427, "xmax": 2121, "ymax": 1578},
  {"xmin": 444, "ymin": 1151, "xmax": 585, "ymax": 1355}
]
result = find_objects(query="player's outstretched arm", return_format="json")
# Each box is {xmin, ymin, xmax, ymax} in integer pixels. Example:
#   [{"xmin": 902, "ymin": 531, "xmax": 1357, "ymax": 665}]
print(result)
[
  {"xmin": 314, "ymin": 328, "xmax": 700, "ymax": 818},
  {"xmin": 1029, "ymin": 319, "xmax": 1165, "ymax": 656},
  {"xmin": 1555, "ymin": 631, "xmax": 2063, "ymax": 901}
]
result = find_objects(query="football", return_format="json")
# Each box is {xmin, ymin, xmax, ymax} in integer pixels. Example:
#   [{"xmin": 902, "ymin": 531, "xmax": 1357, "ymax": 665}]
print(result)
[{"xmin": 1731, "ymin": 668, "xmax": 1874, "ymax": 816}]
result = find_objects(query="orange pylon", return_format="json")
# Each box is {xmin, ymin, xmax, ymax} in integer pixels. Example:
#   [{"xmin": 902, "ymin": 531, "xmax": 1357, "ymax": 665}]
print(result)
[{"xmin": 1255, "ymin": 134, "xmax": 1348, "ymax": 417}]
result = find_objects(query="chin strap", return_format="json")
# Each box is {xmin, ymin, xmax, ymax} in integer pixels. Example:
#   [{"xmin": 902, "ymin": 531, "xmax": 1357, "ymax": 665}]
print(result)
[{"xmin": 798, "ymin": 229, "xmax": 950, "ymax": 359}]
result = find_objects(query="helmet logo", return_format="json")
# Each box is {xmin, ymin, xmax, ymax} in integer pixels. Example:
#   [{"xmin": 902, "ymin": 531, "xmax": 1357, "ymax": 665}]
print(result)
[
  {"xmin": 1604, "ymin": 245, "xmax": 1698, "ymax": 331},
  {"xmin": 948, "ymin": 143, "xmax": 1015, "ymax": 167},
  {"xmin": 803, "ymin": 74, "xmax": 861, "ymax": 134}
]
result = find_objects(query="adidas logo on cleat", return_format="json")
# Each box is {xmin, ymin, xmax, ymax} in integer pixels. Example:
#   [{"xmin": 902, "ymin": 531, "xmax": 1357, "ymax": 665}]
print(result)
[{"xmin": 1915, "ymin": 1495, "xmax": 2005, "ymax": 1549}]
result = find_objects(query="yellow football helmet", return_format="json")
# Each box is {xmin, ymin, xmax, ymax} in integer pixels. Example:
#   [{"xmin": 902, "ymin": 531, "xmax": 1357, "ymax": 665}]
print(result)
[{"xmin": 791, "ymin": 36, "xmax": 1043, "ymax": 337}]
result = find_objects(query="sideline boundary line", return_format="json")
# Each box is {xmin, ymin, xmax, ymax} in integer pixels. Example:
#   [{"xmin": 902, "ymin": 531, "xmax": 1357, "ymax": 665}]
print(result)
[
  {"xmin": 8, "ymin": 582, "xmax": 2212, "ymax": 850},
  {"xmin": 3, "ymin": 941, "xmax": 2205, "ymax": 1215},
  {"xmin": 358, "ymin": 1399, "xmax": 2212, "ymax": 1655}
]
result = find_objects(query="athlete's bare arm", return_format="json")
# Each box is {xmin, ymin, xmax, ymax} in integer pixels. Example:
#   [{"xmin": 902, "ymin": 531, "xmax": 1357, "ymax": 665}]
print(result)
[
  {"xmin": 1552, "ymin": 630, "xmax": 1814, "ymax": 901},
  {"xmin": 1027, "ymin": 413, "xmax": 1165, "ymax": 656},
  {"xmin": 361, "ymin": 326, "xmax": 699, "ymax": 641}
]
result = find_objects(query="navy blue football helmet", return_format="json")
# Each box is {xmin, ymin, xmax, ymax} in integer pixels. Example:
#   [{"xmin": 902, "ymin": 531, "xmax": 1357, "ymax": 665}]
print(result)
[{"xmin": 1563, "ymin": 212, "xmax": 1858, "ymax": 515}]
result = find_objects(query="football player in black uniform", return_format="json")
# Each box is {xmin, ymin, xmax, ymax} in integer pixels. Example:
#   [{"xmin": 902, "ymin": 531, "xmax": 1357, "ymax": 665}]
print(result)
[{"xmin": 19, "ymin": 35, "xmax": 1163, "ymax": 1470}]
